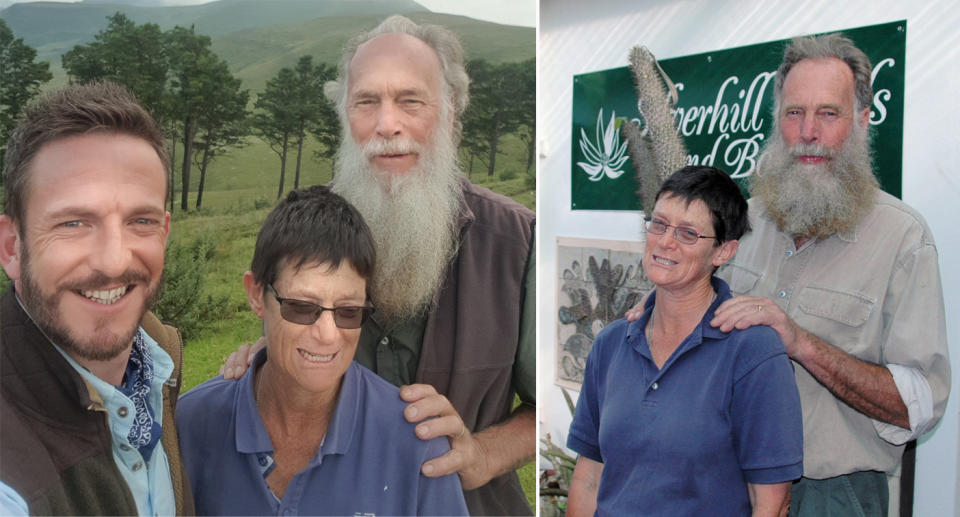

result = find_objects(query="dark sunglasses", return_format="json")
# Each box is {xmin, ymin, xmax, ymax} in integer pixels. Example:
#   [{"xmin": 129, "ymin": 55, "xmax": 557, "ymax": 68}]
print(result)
[{"xmin": 267, "ymin": 284, "xmax": 374, "ymax": 329}]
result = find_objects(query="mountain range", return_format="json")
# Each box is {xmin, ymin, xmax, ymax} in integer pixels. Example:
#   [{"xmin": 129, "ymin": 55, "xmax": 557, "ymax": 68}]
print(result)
[{"xmin": 1, "ymin": 0, "xmax": 534, "ymax": 91}]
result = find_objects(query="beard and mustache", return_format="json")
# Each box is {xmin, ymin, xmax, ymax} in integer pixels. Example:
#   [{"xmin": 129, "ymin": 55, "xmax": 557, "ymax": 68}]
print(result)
[
  {"xmin": 18, "ymin": 244, "xmax": 160, "ymax": 362},
  {"xmin": 332, "ymin": 114, "xmax": 463, "ymax": 324},
  {"xmin": 751, "ymin": 119, "xmax": 878, "ymax": 238}
]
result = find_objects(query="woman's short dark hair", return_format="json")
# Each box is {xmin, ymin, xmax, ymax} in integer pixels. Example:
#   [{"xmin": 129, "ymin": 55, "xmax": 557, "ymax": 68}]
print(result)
[
  {"xmin": 654, "ymin": 165, "xmax": 750, "ymax": 244},
  {"xmin": 250, "ymin": 185, "xmax": 376, "ymax": 296}
]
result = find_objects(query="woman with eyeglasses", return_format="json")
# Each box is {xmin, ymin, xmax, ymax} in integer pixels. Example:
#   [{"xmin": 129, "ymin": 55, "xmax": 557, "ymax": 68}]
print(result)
[
  {"xmin": 174, "ymin": 186, "xmax": 468, "ymax": 516},
  {"xmin": 566, "ymin": 166, "xmax": 803, "ymax": 517}
]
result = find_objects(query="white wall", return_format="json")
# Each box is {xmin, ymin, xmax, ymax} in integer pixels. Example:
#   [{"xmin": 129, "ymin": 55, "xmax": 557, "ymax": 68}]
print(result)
[{"xmin": 536, "ymin": 1, "xmax": 960, "ymax": 515}]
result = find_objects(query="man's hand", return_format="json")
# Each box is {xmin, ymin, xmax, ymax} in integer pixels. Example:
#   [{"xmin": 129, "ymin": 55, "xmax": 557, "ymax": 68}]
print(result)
[
  {"xmin": 400, "ymin": 384, "xmax": 489, "ymax": 489},
  {"xmin": 710, "ymin": 296, "xmax": 801, "ymax": 355},
  {"xmin": 218, "ymin": 336, "xmax": 265, "ymax": 379},
  {"xmin": 711, "ymin": 295, "xmax": 909, "ymax": 428},
  {"xmin": 623, "ymin": 289, "xmax": 654, "ymax": 322},
  {"xmin": 400, "ymin": 384, "xmax": 535, "ymax": 491}
]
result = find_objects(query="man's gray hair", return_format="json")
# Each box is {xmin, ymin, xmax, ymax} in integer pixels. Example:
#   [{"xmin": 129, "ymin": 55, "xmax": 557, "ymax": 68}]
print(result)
[
  {"xmin": 325, "ymin": 15, "xmax": 470, "ymax": 136},
  {"xmin": 775, "ymin": 33, "xmax": 873, "ymax": 113}
]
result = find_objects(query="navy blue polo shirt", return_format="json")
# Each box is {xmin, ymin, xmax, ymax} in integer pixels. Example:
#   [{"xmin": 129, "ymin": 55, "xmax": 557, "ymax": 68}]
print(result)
[
  {"xmin": 568, "ymin": 277, "xmax": 802, "ymax": 516},
  {"xmin": 176, "ymin": 349, "xmax": 468, "ymax": 516}
]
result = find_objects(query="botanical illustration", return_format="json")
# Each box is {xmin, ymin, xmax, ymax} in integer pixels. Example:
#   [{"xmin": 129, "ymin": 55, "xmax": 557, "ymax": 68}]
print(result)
[
  {"xmin": 556, "ymin": 237, "xmax": 653, "ymax": 389},
  {"xmin": 576, "ymin": 108, "xmax": 629, "ymax": 181}
]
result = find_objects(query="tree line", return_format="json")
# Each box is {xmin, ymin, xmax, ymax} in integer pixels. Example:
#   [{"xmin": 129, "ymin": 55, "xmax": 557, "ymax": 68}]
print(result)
[{"xmin": 1, "ymin": 14, "xmax": 536, "ymax": 212}]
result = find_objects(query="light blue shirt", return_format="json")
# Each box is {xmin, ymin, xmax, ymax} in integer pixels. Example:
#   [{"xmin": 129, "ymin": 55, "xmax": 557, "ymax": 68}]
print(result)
[
  {"xmin": 0, "ymin": 482, "xmax": 28, "ymax": 516},
  {"xmin": 51, "ymin": 329, "xmax": 177, "ymax": 517}
]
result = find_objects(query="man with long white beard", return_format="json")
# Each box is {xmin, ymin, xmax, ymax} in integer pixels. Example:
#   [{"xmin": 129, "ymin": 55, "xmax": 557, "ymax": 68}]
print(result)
[
  {"xmin": 710, "ymin": 34, "xmax": 950, "ymax": 516},
  {"xmin": 224, "ymin": 15, "xmax": 535, "ymax": 516}
]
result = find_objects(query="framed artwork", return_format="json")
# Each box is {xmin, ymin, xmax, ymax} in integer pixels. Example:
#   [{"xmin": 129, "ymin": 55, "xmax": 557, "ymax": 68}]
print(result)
[{"xmin": 555, "ymin": 237, "xmax": 654, "ymax": 390}]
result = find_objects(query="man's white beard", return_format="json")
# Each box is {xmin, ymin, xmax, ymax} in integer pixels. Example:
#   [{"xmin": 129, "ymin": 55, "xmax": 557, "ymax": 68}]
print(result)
[
  {"xmin": 751, "ymin": 120, "xmax": 878, "ymax": 238},
  {"xmin": 333, "ymin": 121, "xmax": 463, "ymax": 323}
]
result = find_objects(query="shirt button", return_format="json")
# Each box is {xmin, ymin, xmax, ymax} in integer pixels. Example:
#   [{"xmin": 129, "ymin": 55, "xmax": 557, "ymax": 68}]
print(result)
[
  {"xmin": 120, "ymin": 443, "xmax": 131, "ymax": 451},
  {"xmin": 258, "ymin": 456, "xmax": 268, "ymax": 466},
  {"xmin": 778, "ymin": 290, "xmax": 787, "ymax": 298},
  {"xmin": 117, "ymin": 406, "xmax": 129, "ymax": 418},
  {"xmin": 132, "ymin": 461, "xmax": 143, "ymax": 471},
  {"xmin": 379, "ymin": 337, "xmax": 389, "ymax": 347},
  {"xmin": 651, "ymin": 382, "xmax": 659, "ymax": 390},
  {"xmin": 785, "ymin": 249, "xmax": 794, "ymax": 257}
]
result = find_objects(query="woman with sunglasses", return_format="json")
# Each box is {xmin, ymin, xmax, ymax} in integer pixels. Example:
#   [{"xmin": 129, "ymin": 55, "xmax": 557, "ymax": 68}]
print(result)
[
  {"xmin": 175, "ymin": 186, "xmax": 467, "ymax": 516},
  {"xmin": 566, "ymin": 166, "xmax": 803, "ymax": 516}
]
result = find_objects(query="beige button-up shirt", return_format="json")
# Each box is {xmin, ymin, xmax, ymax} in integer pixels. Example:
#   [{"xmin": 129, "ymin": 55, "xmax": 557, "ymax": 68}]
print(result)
[{"xmin": 718, "ymin": 190, "xmax": 950, "ymax": 479}]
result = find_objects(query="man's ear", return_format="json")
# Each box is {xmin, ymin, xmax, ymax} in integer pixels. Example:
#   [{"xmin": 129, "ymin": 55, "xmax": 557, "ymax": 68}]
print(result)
[
  {"xmin": 0, "ymin": 216, "xmax": 23, "ymax": 286},
  {"xmin": 712, "ymin": 239, "xmax": 739, "ymax": 268},
  {"xmin": 162, "ymin": 211, "xmax": 171, "ymax": 247},
  {"xmin": 858, "ymin": 107, "xmax": 870, "ymax": 129},
  {"xmin": 243, "ymin": 271, "xmax": 265, "ymax": 318}
]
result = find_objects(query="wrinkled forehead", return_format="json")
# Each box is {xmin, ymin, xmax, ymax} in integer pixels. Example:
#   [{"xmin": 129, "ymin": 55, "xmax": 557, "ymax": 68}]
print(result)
[
  {"xmin": 781, "ymin": 57, "xmax": 857, "ymax": 104},
  {"xmin": 348, "ymin": 33, "xmax": 444, "ymax": 90}
]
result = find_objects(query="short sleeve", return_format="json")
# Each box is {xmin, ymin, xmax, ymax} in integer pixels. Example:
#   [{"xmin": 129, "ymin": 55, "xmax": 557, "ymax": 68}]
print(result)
[
  {"xmin": 416, "ymin": 438, "xmax": 469, "ymax": 516},
  {"xmin": 730, "ymin": 333, "xmax": 803, "ymax": 484},
  {"xmin": 566, "ymin": 329, "xmax": 607, "ymax": 463}
]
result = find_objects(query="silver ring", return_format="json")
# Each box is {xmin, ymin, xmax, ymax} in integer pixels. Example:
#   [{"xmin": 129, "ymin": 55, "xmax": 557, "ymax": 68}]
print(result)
[
  {"xmin": 457, "ymin": 425, "xmax": 467, "ymax": 439},
  {"xmin": 757, "ymin": 304, "xmax": 763, "ymax": 312}
]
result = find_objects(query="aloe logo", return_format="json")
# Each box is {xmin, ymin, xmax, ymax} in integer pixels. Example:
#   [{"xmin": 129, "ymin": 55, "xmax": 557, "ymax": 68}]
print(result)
[{"xmin": 577, "ymin": 109, "xmax": 629, "ymax": 181}]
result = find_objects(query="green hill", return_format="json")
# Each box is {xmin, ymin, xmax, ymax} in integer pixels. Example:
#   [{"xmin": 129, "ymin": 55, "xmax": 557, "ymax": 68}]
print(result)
[
  {"xmin": 1, "ymin": 0, "xmax": 427, "ymax": 47},
  {"xmin": 213, "ymin": 12, "xmax": 534, "ymax": 92},
  {"xmin": 1, "ymin": 1, "xmax": 533, "ymax": 93}
]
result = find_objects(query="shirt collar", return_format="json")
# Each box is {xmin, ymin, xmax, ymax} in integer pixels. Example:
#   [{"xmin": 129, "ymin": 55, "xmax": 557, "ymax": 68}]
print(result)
[
  {"xmin": 49, "ymin": 326, "xmax": 174, "ymax": 411},
  {"xmin": 234, "ymin": 348, "xmax": 361, "ymax": 460},
  {"xmin": 627, "ymin": 276, "xmax": 733, "ymax": 348}
]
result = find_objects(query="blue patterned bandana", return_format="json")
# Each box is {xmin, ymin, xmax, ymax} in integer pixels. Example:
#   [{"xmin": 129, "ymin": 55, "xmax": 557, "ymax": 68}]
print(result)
[{"xmin": 118, "ymin": 331, "xmax": 162, "ymax": 460}]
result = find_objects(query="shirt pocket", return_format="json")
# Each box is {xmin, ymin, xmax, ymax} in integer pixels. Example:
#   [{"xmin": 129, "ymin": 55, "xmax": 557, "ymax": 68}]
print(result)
[
  {"xmin": 796, "ymin": 285, "xmax": 875, "ymax": 327},
  {"xmin": 795, "ymin": 285, "xmax": 878, "ymax": 357}
]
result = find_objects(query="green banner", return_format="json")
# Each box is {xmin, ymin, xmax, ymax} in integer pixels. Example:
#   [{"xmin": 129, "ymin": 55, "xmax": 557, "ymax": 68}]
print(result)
[{"xmin": 571, "ymin": 21, "xmax": 906, "ymax": 210}]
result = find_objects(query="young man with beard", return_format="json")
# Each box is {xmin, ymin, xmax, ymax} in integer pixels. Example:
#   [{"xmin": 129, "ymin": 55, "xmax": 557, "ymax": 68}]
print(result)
[
  {"xmin": 709, "ymin": 34, "xmax": 950, "ymax": 516},
  {"xmin": 0, "ymin": 82, "xmax": 193, "ymax": 515},
  {"xmin": 223, "ymin": 15, "xmax": 536, "ymax": 516}
]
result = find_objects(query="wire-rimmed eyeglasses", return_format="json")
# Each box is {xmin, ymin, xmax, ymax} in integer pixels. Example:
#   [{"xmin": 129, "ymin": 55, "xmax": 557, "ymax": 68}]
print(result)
[{"xmin": 644, "ymin": 216, "xmax": 716, "ymax": 245}]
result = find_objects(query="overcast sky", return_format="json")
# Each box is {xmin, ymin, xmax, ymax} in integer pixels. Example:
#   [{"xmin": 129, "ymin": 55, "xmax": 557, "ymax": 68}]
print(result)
[
  {"xmin": 1, "ymin": 0, "xmax": 536, "ymax": 27},
  {"xmin": 417, "ymin": 0, "xmax": 534, "ymax": 27}
]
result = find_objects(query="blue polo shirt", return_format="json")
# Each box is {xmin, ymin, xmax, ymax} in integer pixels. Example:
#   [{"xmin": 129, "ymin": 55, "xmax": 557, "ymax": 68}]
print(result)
[
  {"xmin": 568, "ymin": 277, "xmax": 803, "ymax": 516},
  {"xmin": 176, "ymin": 349, "xmax": 467, "ymax": 516}
]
